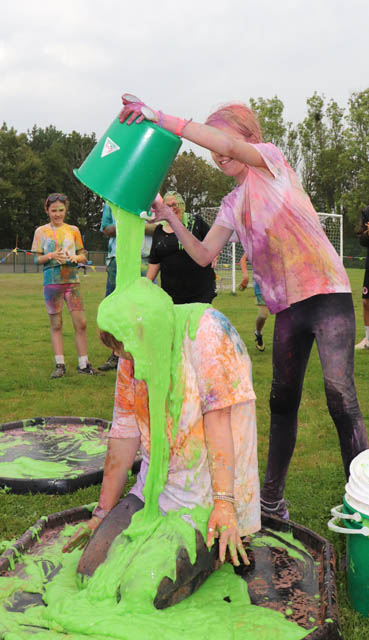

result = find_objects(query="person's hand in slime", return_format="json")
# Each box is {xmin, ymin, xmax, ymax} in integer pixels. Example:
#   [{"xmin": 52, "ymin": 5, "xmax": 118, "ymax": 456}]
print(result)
[
  {"xmin": 62, "ymin": 517, "xmax": 101, "ymax": 553},
  {"xmin": 204, "ymin": 406, "xmax": 249, "ymax": 567}
]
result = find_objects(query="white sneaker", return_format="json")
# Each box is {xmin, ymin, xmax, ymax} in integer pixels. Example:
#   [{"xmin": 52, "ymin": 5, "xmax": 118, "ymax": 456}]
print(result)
[{"xmin": 355, "ymin": 337, "xmax": 369, "ymax": 350}]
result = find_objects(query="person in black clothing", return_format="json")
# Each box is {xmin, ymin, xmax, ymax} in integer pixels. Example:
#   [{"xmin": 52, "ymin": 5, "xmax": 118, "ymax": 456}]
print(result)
[
  {"xmin": 146, "ymin": 191, "xmax": 217, "ymax": 304},
  {"xmin": 355, "ymin": 205, "xmax": 369, "ymax": 350}
]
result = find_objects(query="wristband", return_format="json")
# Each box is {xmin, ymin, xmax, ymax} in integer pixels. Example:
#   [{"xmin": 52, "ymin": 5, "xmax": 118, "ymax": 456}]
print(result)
[
  {"xmin": 47, "ymin": 253, "xmax": 52, "ymax": 261},
  {"xmin": 213, "ymin": 493, "xmax": 236, "ymax": 505},
  {"xmin": 175, "ymin": 117, "xmax": 191, "ymax": 136},
  {"xmin": 92, "ymin": 505, "xmax": 110, "ymax": 520}
]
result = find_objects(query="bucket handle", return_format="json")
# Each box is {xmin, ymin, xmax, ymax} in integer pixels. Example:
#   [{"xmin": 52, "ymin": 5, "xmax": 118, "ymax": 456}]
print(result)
[
  {"xmin": 330, "ymin": 504, "xmax": 362, "ymax": 522},
  {"xmin": 139, "ymin": 211, "xmax": 155, "ymax": 221},
  {"xmin": 328, "ymin": 505, "xmax": 369, "ymax": 536},
  {"xmin": 328, "ymin": 517, "xmax": 369, "ymax": 536}
]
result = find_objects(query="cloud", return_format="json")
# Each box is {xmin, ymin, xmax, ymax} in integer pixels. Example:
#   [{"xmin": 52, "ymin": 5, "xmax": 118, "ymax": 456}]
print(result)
[{"xmin": 1, "ymin": 0, "xmax": 368, "ymax": 147}]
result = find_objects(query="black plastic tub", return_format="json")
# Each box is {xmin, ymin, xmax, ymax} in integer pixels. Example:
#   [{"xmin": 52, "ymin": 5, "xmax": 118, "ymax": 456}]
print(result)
[
  {"xmin": 0, "ymin": 416, "xmax": 141, "ymax": 494},
  {"xmin": 0, "ymin": 508, "xmax": 341, "ymax": 638}
]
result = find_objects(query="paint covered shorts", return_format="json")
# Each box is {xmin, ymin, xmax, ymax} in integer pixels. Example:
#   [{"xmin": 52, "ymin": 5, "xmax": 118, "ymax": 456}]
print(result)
[
  {"xmin": 253, "ymin": 280, "xmax": 266, "ymax": 306},
  {"xmin": 43, "ymin": 283, "xmax": 84, "ymax": 314},
  {"xmin": 362, "ymin": 270, "xmax": 369, "ymax": 299}
]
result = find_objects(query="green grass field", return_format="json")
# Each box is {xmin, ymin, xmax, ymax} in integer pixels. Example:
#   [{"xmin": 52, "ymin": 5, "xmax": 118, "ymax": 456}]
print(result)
[{"xmin": 0, "ymin": 269, "xmax": 368, "ymax": 638}]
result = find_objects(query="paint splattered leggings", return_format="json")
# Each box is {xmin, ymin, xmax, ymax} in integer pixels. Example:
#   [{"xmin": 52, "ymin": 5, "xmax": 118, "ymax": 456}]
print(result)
[{"xmin": 261, "ymin": 293, "xmax": 368, "ymax": 503}]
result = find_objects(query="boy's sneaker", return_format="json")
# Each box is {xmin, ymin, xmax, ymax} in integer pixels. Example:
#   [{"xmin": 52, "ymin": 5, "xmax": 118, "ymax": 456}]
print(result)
[
  {"xmin": 254, "ymin": 331, "xmax": 265, "ymax": 351},
  {"xmin": 98, "ymin": 353, "xmax": 119, "ymax": 371},
  {"xmin": 260, "ymin": 497, "xmax": 289, "ymax": 520},
  {"xmin": 77, "ymin": 363, "xmax": 103, "ymax": 376},
  {"xmin": 50, "ymin": 363, "xmax": 66, "ymax": 379},
  {"xmin": 355, "ymin": 337, "xmax": 369, "ymax": 350}
]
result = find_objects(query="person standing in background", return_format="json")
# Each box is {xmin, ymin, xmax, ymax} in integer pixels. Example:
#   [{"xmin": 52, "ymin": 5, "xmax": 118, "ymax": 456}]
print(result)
[
  {"xmin": 32, "ymin": 193, "xmax": 100, "ymax": 378},
  {"xmin": 355, "ymin": 205, "xmax": 369, "ymax": 350},
  {"xmin": 239, "ymin": 253, "xmax": 269, "ymax": 351},
  {"xmin": 146, "ymin": 191, "xmax": 217, "ymax": 304}
]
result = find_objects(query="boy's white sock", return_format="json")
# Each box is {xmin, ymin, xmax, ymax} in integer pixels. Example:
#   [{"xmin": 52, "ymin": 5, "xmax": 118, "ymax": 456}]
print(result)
[
  {"xmin": 78, "ymin": 355, "xmax": 89, "ymax": 368},
  {"xmin": 55, "ymin": 355, "xmax": 65, "ymax": 365}
]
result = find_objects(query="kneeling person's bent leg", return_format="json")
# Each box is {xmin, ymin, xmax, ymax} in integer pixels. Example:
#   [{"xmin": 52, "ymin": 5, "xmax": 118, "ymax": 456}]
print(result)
[
  {"xmin": 77, "ymin": 494, "xmax": 144, "ymax": 577},
  {"xmin": 154, "ymin": 530, "xmax": 219, "ymax": 609}
]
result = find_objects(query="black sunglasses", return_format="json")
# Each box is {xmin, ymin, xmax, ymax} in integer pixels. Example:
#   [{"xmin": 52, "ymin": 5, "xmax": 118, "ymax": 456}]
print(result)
[{"xmin": 45, "ymin": 193, "xmax": 68, "ymax": 206}]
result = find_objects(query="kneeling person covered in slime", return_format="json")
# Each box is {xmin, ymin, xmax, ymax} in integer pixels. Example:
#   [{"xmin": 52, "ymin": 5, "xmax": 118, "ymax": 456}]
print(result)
[{"xmin": 63, "ymin": 278, "xmax": 260, "ymax": 609}]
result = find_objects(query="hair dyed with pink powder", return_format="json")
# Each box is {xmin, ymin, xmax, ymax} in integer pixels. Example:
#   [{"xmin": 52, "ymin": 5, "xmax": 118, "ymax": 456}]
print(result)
[{"xmin": 205, "ymin": 103, "xmax": 263, "ymax": 144}]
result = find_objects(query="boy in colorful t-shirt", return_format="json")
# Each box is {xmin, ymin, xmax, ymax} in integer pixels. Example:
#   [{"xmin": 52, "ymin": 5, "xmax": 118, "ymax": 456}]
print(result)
[{"xmin": 32, "ymin": 193, "xmax": 101, "ymax": 378}]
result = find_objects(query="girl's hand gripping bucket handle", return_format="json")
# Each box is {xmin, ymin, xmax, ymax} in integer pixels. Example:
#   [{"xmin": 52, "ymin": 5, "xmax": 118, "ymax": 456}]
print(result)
[{"xmin": 328, "ymin": 504, "xmax": 369, "ymax": 536}]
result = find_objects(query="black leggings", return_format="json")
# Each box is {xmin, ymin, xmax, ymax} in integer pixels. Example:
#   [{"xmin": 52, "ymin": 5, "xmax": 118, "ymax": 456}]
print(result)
[{"xmin": 261, "ymin": 293, "xmax": 368, "ymax": 502}]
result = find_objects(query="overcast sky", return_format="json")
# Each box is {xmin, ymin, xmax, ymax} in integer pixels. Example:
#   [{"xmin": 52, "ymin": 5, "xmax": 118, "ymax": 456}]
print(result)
[{"xmin": 1, "ymin": 0, "xmax": 369, "ymax": 158}]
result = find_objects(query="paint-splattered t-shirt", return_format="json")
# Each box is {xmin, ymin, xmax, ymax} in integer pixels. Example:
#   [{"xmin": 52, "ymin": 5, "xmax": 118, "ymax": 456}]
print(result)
[
  {"xmin": 215, "ymin": 142, "xmax": 350, "ymax": 314},
  {"xmin": 31, "ymin": 223, "xmax": 83, "ymax": 285},
  {"xmin": 110, "ymin": 308, "xmax": 260, "ymax": 536}
]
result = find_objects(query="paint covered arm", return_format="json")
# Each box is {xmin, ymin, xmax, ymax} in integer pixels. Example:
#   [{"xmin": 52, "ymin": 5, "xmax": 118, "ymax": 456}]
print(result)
[
  {"xmin": 96, "ymin": 435, "xmax": 141, "ymax": 512},
  {"xmin": 120, "ymin": 94, "xmax": 266, "ymax": 168},
  {"xmin": 35, "ymin": 248, "xmax": 67, "ymax": 265},
  {"xmin": 203, "ymin": 407, "xmax": 249, "ymax": 567},
  {"xmin": 151, "ymin": 199, "xmax": 232, "ymax": 267},
  {"xmin": 62, "ymin": 435, "xmax": 140, "ymax": 553},
  {"xmin": 69, "ymin": 249, "xmax": 88, "ymax": 264}
]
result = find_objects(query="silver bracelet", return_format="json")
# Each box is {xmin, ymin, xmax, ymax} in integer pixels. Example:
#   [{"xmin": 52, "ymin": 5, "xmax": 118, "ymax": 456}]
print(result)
[
  {"xmin": 92, "ymin": 505, "xmax": 110, "ymax": 520},
  {"xmin": 213, "ymin": 493, "xmax": 236, "ymax": 505}
]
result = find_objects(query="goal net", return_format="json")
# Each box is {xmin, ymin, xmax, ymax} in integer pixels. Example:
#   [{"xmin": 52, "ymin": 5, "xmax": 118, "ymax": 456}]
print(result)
[{"xmin": 201, "ymin": 208, "xmax": 343, "ymax": 293}]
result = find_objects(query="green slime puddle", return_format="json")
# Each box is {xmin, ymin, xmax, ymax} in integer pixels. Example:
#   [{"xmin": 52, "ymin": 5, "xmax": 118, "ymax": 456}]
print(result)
[
  {"xmin": 0, "ymin": 457, "xmax": 81, "ymax": 479},
  {"xmin": 0, "ymin": 424, "xmax": 107, "ymax": 478},
  {"xmin": 0, "ymin": 206, "xmax": 314, "ymax": 639}
]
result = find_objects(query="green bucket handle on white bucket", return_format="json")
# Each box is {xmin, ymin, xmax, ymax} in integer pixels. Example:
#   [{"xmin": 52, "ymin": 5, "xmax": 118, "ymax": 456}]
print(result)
[{"xmin": 328, "ymin": 504, "xmax": 369, "ymax": 536}]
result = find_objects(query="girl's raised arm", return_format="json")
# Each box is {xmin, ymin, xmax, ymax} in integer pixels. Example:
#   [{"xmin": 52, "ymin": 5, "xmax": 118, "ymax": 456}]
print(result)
[
  {"xmin": 150, "ymin": 201, "xmax": 232, "ymax": 267},
  {"xmin": 120, "ymin": 94, "xmax": 266, "ymax": 169}
]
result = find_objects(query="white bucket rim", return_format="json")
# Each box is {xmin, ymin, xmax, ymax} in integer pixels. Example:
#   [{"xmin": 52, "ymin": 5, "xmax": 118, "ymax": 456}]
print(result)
[
  {"xmin": 347, "ymin": 475, "xmax": 369, "ymax": 499},
  {"xmin": 345, "ymin": 482, "xmax": 369, "ymax": 507},
  {"xmin": 349, "ymin": 449, "xmax": 369, "ymax": 485},
  {"xmin": 345, "ymin": 492, "xmax": 369, "ymax": 518}
]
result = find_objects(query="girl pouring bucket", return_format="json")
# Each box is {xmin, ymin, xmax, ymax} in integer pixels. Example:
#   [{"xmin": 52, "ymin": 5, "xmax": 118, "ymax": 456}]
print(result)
[{"xmin": 119, "ymin": 92, "xmax": 368, "ymax": 523}]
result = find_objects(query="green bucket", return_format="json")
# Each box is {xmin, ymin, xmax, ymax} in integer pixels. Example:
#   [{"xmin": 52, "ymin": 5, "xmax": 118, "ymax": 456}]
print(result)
[
  {"xmin": 74, "ymin": 116, "xmax": 182, "ymax": 216},
  {"xmin": 329, "ymin": 498, "xmax": 369, "ymax": 616}
]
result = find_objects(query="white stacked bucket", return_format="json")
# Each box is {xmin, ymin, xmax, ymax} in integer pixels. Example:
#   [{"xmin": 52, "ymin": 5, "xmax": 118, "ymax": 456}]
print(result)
[
  {"xmin": 345, "ymin": 450, "xmax": 369, "ymax": 516},
  {"xmin": 328, "ymin": 449, "xmax": 369, "ymax": 617}
]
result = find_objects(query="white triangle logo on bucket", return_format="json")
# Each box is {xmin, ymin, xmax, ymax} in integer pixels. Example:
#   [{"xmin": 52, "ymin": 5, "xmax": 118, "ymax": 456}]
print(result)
[{"xmin": 101, "ymin": 137, "xmax": 120, "ymax": 158}]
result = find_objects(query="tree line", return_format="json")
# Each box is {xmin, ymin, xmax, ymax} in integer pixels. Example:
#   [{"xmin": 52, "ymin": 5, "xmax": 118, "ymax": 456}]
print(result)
[{"xmin": 1, "ymin": 88, "xmax": 369, "ymax": 251}]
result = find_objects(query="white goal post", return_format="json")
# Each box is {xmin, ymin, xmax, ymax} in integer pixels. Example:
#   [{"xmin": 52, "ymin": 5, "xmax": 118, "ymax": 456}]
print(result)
[{"xmin": 201, "ymin": 208, "xmax": 343, "ymax": 293}]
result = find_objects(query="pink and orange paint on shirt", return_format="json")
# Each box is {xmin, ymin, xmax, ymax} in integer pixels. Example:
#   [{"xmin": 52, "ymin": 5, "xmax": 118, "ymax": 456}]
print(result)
[
  {"xmin": 109, "ymin": 308, "xmax": 260, "ymax": 537},
  {"xmin": 215, "ymin": 142, "xmax": 350, "ymax": 314}
]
